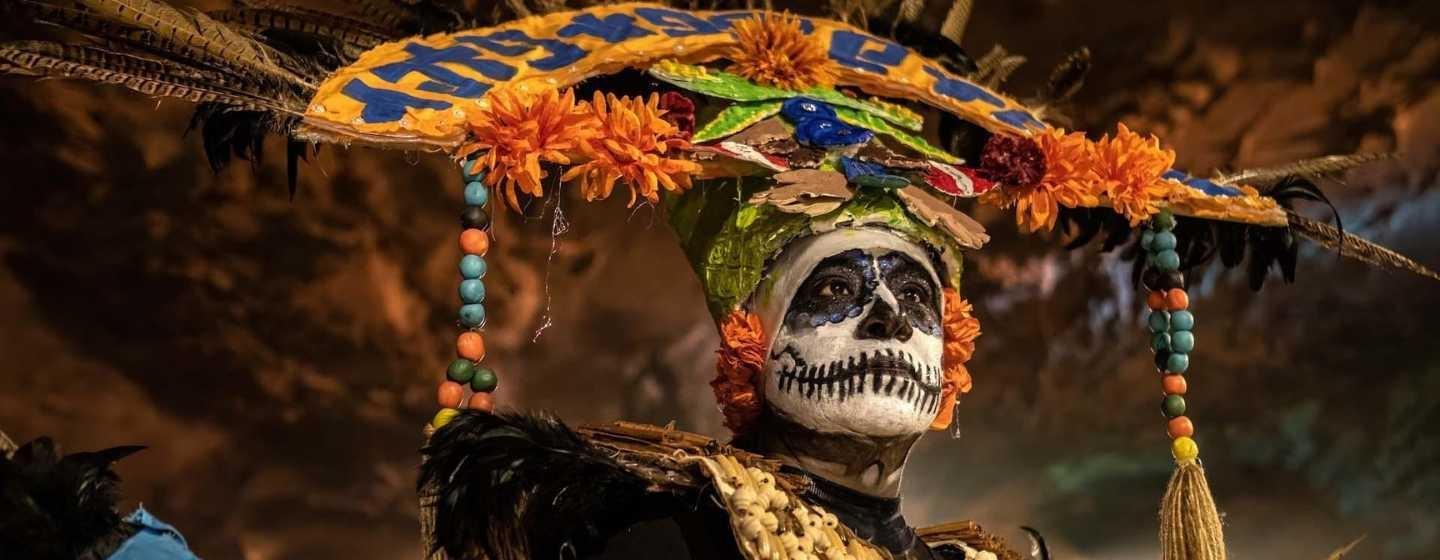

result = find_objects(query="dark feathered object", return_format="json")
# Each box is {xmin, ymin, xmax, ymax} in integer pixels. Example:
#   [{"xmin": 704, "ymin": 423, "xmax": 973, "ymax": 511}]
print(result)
[
  {"xmin": 1059, "ymin": 176, "xmax": 1356, "ymax": 290},
  {"xmin": 419, "ymin": 411, "xmax": 691, "ymax": 560},
  {"xmin": 0, "ymin": 437, "xmax": 145, "ymax": 560}
]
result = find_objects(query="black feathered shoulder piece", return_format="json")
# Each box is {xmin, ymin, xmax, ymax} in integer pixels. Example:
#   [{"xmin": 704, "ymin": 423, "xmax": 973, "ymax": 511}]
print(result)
[
  {"xmin": 418, "ymin": 411, "xmax": 732, "ymax": 560},
  {"xmin": 0, "ymin": 436, "xmax": 145, "ymax": 560}
]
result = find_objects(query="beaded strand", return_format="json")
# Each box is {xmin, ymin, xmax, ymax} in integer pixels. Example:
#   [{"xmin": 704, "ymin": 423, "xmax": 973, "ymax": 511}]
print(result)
[
  {"xmin": 432, "ymin": 159, "xmax": 499, "ymax": 430},
  {"xmin": 1142, "ymin": 210, "xmax": 1200, "ymax": 462}
]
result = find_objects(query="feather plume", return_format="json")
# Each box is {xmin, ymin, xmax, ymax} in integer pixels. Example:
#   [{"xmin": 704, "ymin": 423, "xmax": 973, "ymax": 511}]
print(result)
[
  {"xmin": 1043, "ymin": 47, "xmax": 1091, "ymax": 104},
  {"xmin": 419, "ymin": 411, "xmax": 691, "ymax": 560},
  {"xmin": 74, "ymin": 0, "xmax": 314, "ymax": 90},
  {"xmin": 940, "ymin": 0, "xmax": 973, "ymax": 45},
  {"xmin": 1289, "ymin": 213, "xmax": 1440, "ymax": 282},
  {"xmin": 974, "ymin": 45, "xmax": 1025, "ymax": 89},
  {"xmin": 898, "ymin": 0, "xmax": 924, "ymax": 23},
  {"xmin": 1214, "ymin": 153, "xmax": 1394, "ymax": 186},
  {"xmin": 0, "ymin": 437, "xmax": 146, "ymax": 560},
  {"xmin": 209, "ymin": 8, "xmax": 391, "ymax": 62},
  {"xmin": 0, "ymin": 41, "xmax": 303, "ymax": 114}
]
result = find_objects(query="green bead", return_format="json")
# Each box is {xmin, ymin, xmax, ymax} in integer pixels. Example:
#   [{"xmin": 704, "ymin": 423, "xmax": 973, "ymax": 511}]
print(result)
[
  {"xmin": 1171, "ymin": 310, "xmax": 1196, "ymax": 331},
  {"xmin": 1170, "ymin": 330, "xmax": 1195, "ymax": 353},
  {"xmin": 1166, "ymin": 352, "xmax": 1190, "ymax": 373},
  {"xmin": 470, "ymin": 367, "xmax": 498, "ymax": 393},
  {"xmin": 1141, "ymin": 230, "xmax": 1156, "ymax": 251},
  {"xmin": 1147, "ymin": 310, "xmax": 1170, "ymax": 333},
  {"xmin": 1155, "ymin": 250, "xmax": 1181, "ymax": 272},
  {"xmin": 1153, "ymin": 231, "xmax": 1177, "ymax": 251},
  {"xmin": 447, "ymin": 359, "xmax": 476, "ymax": 383},
  {"xmin": 1154, "ymin": 210, "xmax": 1176, "ymax": 231},
  {"xmin": 1162, "ymin": 394, "xmax": 1187, "ymax": 418},
  {"xmin": 1151, "ymin": 332, "xmax": 1172, "ymax": 352}
]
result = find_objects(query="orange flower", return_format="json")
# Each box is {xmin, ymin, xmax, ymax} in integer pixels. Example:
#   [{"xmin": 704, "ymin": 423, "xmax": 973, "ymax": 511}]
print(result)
[
  {"xmin": 562, "ymin": 92, "xmax": 700, "ymax": 206},
  {"xmin": 713, "ymin": 309, "xmax": 766, "ymax": 434},
  {"xmin": 983, "ymin": 128, "xmax": 1101, "ymax": 233},
  {"xmin": 931, "ymin": 288, "xmax": 981, "ymax": 431},
  {"xmin": 1095, "ymin": 123, "xmax": 1176, "ymax": 225},
  {"xmin": 727, "ymin": 13, "xmax": 838, "ymax": 90},
  {"xmin": 456, "ymin": 88, "xmax": 594, "ymax": 211}
]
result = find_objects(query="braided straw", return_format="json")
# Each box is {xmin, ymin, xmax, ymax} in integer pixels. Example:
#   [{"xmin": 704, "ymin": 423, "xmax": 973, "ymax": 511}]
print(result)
[
  {"xmin": 419, "ymin": 424, "xmax": 444, "ymax": 560},
  {"xmin": 1160, "ymin": 459, "xmax": 1226, "ymax": 560}
]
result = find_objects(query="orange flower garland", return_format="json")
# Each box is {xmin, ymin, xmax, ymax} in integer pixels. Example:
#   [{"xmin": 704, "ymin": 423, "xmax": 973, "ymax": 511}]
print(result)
[
  {"xmin": 562, "ymin": 92, "xmax": 701, "ymax": 206},
  {"xmin": 931, "ymin": 288, "xmax": 981, "ymax": 431},
  {"xmin": 457, "ymin": 88, "xmax": 593, "ymax": 211},
  {"xmin": 1095, "ymin": 123, "xmax": 1177, "ymax": 226},
  {"xmin": 713, "ymin": 309, "xmax": 767, "ymax": 434},
  {"xmin": 727, "ymin": 13, "xmax": 838, "ymax": 90},
  {"xmin": 983, "ymin": 128, "xmax": 1100, "ymax": 233}
]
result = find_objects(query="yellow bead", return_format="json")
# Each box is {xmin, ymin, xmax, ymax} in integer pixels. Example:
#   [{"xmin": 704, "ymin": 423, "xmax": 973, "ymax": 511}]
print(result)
[
  {"xmin": 1171, "ymin": 436, "xmax": 1199, "ymax": 461},
  {"xmin": 431, "ymin": 408, "xmax": 460, "ymax": 429}
]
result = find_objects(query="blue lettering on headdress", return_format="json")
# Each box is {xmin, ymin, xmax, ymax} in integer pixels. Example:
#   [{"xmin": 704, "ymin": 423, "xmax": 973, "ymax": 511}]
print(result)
[
  {"xmin": 635, "ymin": 7, "xmax": 725, "ymax": 36},
  {"xmin": 342, "ymin": 80, "xmax": 453, "ymax": 123},
  {"xmin": 828, "ymin": 30, "xmax": 907, "ymax": 74},
  {"xmin": 923, "ymin": 66, "xmax": 1004, "ymax": 108},
  {"xmin": 372, "ymin": 43, "xmax": 515, "ymax": 97},
  {"xmin": 558, "ymin": 13, "xmax": 654, "ymax": 42},
  {"xmin": 458, "ymin": 31, "xmax": 587, "ymax": 71},
  {"xmin": 991, "ymin": 109, "xmax": 1044, "ymax": 130}
]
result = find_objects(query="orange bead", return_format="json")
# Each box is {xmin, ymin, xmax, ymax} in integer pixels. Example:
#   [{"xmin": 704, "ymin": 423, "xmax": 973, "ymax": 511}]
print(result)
[
  {"xmin": 437, "ymin": 381, "xmax": 465, "ymax": 409},
  {"xmin": 1162, "ymin": 374, "xmax": 1188, "ymax": 395},
  {"xmin": 460, "ymin": 228, "xmax": 490, "ymax": 256},
  {"xmin": 1146, "ymin": 290, "xmax": 1167, "ymax": 311},
  {"xmin": 1165, "ymin": 289, "xmax": 1190, "ymax": 311},
  {"xmin": 467, "ymin": 391, "xmax": 495, "ymax": 412},
  {"xmin": 456, "ymin": 332, "xmax": 486, "ymax": 361},
  {"xmin": 1167, "ymin": 416, "xmax": 1195, "ymax": 438}
]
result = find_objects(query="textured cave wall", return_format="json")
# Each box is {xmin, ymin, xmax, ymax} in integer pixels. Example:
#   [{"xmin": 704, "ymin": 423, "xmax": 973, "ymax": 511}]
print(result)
[{"xmin": 1, "ymin": 1, "xmax": 1439, "ymax": 559}]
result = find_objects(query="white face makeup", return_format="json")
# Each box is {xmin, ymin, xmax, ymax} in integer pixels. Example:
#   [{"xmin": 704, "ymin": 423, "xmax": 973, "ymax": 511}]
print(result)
[{"xmin": 757, "ymin": 229, "xmax": 945, "ymax": 438}]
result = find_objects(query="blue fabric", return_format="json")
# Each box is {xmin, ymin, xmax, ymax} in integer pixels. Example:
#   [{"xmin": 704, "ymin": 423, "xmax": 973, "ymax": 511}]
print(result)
[{"xmin": 109, "ymin": 506, "xmax": 200, "ymax": 560}]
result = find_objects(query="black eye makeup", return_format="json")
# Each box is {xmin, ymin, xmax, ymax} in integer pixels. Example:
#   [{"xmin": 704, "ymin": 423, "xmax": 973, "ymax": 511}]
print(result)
[
  {"xmin": 877, "ymin": 252, "xmax": 941, "ymax": 336},
  {"xmin": 784, "ymin": 249, "xmax": 876, "ymax": 331}
]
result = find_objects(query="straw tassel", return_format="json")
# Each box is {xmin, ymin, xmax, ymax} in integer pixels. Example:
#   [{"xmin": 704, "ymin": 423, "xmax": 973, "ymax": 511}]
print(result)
[{"xmin": 1160, "ymin": 457, "xmax": 1226, "ymax": 560}]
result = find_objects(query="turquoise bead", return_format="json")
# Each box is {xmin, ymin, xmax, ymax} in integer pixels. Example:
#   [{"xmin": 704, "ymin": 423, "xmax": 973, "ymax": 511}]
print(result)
[
  {"xmin": 459, "ymin": 255, "xmax": 487, "ymax": 279},
  {"xmin": 1141, "ymin": 230, "xmax": 1156, "ymax": 252},
  {"xmin": 1151, "ymin": 332, "xmax": 1171, "ymax": 352},
  {"xmin": 1153, "ymin": 232, "xmax": 1177, "ymax": 251},
  {"xmin": 461, "ymin": 159, "xmax": 484, "ymax": 182},
  {"xmin": 459, "ymin": 304, "xmax": 486, "ymax": 327},
  {"xmin": 464, "ymin": 181, "xmax": 489, "ymax": 207},
  {"xmin": 1166, "ymin": 352, "xmax": 1190, "ymax": 373},
  {"xmin": 1171, "ymin": 310, "xmax": 1196, "ymax": 331},
  {"xmin": 1170, "ymin": 330, "xmax": 1195, "ymax": 353},
  {"xmin": 1162, "ymin": 394, "xmax": 1186, "ymax": 418},
  {"xmin": 1155, "ymin": 249, "xmax": 1181, "ymax": 272},
  {"xmin": 1154, "ymin": 210, "xmax": 1176, "ymax": 231},
  {"xmin": 447, "ymin": 359, "xmax": 476, "ymax": 383},
  {"xmin": 470, "ymin": 367, "xmax": 498, "ymax": 393},
  {"xmin": 1147, "ymin": 311, "xmax": 1170, "ymax": 333},
  {"xmin": 459, "ymin": 279, "xmax": 486, "ymax": 304}
]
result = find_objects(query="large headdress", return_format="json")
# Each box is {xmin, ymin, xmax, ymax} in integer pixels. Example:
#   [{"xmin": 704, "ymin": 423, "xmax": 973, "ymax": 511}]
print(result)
[{"xmin": 4, "ymin": 2, "xmax": 1436, "ymax": 559}]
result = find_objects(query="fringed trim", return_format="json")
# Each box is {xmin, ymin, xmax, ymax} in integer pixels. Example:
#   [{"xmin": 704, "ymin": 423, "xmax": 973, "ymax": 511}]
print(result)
[{"xmin": 1160, "ymin": 459, "xmax": 1226, "ymax": 560}]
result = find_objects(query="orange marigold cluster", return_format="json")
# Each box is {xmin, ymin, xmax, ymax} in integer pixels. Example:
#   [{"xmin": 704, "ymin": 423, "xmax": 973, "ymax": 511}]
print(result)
[
  {"xmin": 727, "ymin": 13, "xmax": 838, "ymax": 90},
  {"xmin": 1094, "ymin": 123, "xmax": 1177, "ymax": 226},
  {"xmin": 457, "ymin": 88, "xmax": 593, "ymax": 211},
  {"xmin": 713, "ymin": 309, "xmax": 766, "ymax": 434},
  {"xmin": 984, "ymin": 124, "xmax": 1179, "ymax": 231},
  {"xmin": 983, "ymin": 129, "xmax": 1101, "ymax": 233},
  {"xmin": 931, "ymin": 288, "xmax": 981, "ymax": 431},
  {"xmin": 562, "ymin": 92, "xmax": 701, "ymax": 206}
]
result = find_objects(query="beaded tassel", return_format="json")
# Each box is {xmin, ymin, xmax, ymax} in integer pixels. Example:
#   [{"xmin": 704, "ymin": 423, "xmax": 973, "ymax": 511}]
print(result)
[
  {"xmin": 432, "ymin": 158, "xmax": 500, "ymax": 431},
  {"xmin": 1143, "ymin": 210, "xmax": 1226, "ymax": 560}
]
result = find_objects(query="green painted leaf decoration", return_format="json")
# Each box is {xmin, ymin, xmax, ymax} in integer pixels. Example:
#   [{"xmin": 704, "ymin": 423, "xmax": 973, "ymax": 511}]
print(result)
[
  {"xmin": 649, "ymin": 61, "xmax": 923, "ymax": 131},
  {"xmin": 693, "ymin": 101, "xmax": 785, "ymax": 143},
  {"xmin": 834, "ymin": 107, "xmax": 960, "ymax": 164}
]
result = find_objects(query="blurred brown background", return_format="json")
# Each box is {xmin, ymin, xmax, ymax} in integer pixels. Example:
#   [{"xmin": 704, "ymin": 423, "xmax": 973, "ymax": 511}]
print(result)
[{"xmin": 3, "ymin": 1, "xmax": 1440, "ymax": 558}]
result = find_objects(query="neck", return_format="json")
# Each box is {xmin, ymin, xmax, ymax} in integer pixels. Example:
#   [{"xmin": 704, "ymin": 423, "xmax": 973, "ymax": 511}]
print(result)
[{"xmin": 742, "ymin": 407, "xmax": 920, "ymax": 498}]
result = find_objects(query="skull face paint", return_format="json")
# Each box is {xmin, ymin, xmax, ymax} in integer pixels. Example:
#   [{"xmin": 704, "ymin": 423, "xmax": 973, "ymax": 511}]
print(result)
[{"xmin": 757, "ymin": 229, "xmax": 945, "ymax": 437}]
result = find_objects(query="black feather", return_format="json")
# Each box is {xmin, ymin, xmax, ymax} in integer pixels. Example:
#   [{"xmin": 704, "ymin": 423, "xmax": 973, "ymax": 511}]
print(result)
[
  {"xmin": 0, "ymin": 438, "xmax": 145, "ymax": 560},
  {"xmin": 419, "ymin": 411, "xmax": 691, "ymax": 560}
]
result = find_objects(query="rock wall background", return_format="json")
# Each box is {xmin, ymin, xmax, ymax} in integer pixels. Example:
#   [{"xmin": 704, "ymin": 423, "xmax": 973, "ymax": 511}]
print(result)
[{"xmin": 2, "ymin": 1, "xmax": 1439, "ymax": 558}]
